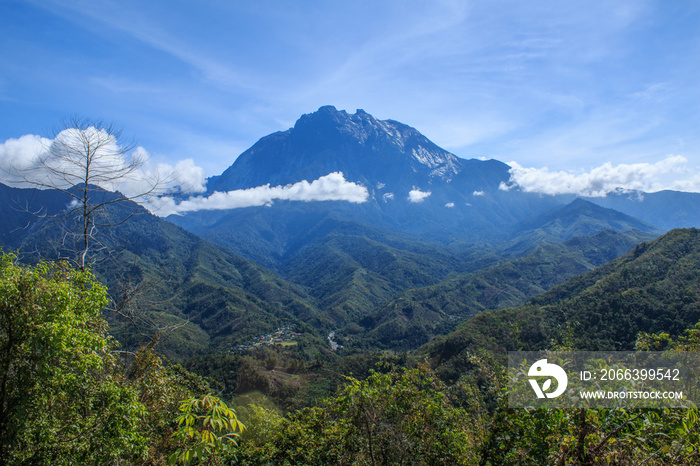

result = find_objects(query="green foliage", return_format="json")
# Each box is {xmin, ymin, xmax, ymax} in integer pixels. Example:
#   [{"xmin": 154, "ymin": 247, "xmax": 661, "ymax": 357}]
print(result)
[
  {"xmin": 483, "ymin": 330, "xmax": 700, "ymax": 466},
  {"xmin": 239, "ymin": 366, "xmax": 484, "ymax": 465},
  {"xmin": 169, "ymin": 395, "xmax": 245, "ymax": 465},
  {"xmin": 482, "ymin": 404, "xmax": 700, "ymax": 465},
  {"xmin": 125, "ymin": 344, "xmax": 214, "ymax": 464},
  {"xmin": 0, "ymin": 253, "xmax": 147, "ymax": 464},
  {"xmin": 0, "ymin": 253, "xmax": 240, "ymax": 465}
]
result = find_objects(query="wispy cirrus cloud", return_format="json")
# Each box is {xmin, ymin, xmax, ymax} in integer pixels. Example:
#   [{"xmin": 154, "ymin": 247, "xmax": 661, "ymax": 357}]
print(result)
[
  {"xmin": 148, "ymin": 172, "xmax": 369, "ymax": 217},
  {"xmin": 502, "ymin": 155, "xmax": 698, "ymax": 196}
]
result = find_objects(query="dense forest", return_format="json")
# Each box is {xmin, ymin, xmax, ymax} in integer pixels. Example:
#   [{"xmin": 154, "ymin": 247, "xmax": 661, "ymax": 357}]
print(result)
[{"xmin": 3, "ymin": 225, "xmax": 700, "ymax": 464}]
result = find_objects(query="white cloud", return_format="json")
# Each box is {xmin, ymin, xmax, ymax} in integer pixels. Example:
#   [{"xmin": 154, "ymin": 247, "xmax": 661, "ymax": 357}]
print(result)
[
  {"xmin": 148, "ymin": 172, "xmax": 368, "ymax": 216},
  {"xmin": 472, "ymin": 190, "xmax": 485, "ymax": 196},
  {"xmin": 0, "ymin": 134, "xmax": 53, "ymax": 183},
  {"xmin": 0, "ymin": 132, "xmax": 208, "ymax": 198},
  {"xmin": 498, "ymin": 181, "xmax": 513, "ymax": 191},
  {"xmin": 504, "ymin": 155, "xmax": 696, "ymax": 196},
  {"xmin": 670, "ymin": 172, "xmax": 700, "ymax": 192},
  {"xmin": 408, "ymin": 187, "xmax": 431, "ymax": 203},
  {"xmin": 1, "ymin": 128, "xmax": 130, "ymax": 190},
  {"xmin": 382, "ymin": 192, "xmax": 394, "ymax": 202},
  {"xmin": 171, "ymin": 158, "xmax": 207, "ymax": 193},
  {"xmin": 445, "ymin": 202, "xmax": 455, "ymax": 208}
]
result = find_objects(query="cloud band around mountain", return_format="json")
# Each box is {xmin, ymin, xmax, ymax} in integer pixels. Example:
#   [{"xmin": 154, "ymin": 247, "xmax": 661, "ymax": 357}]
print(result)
[
  {"xmin": 502, "ymin": 155, "xmax": 697, "ymax": 196},
  {"xmin": 149, "ymin": 172, "xmax": 369, "ymax": 216}
]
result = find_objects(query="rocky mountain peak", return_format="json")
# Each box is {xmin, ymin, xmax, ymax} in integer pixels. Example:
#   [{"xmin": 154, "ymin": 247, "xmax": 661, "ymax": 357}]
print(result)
[
  {"xmin": 208, "ymin": 106, "xmax": 510, "ymax": 195},
  {"xmin": 290, "ymin": 106, "xmax": 462, "ymax": 178}
]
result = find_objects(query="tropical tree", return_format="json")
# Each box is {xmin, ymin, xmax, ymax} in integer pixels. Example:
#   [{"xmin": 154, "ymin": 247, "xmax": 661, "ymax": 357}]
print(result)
[
  {"xmin": 0, "ymin": 252, "xmax": 147, "ymax": 464},
  {"xmin": 169, "ymin": 395, "xmax": 245, "ymax": 465}
]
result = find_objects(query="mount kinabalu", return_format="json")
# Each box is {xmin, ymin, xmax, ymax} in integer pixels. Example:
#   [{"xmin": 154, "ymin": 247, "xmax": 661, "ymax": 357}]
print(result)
[
  {"xmin": 207, "ymin": 105, "xmax": 467, "ymax": 193},
  {"xmin": 203, "ymin": 105, "xmax": 554, "ymax": 222},
  {"xmin": 169, "ymin": 106, "xmax": 668, "ymax": 265}
]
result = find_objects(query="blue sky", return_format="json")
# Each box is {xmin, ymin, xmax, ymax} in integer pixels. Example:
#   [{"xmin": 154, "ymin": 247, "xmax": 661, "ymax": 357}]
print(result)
[{"xmin": 2, "ymin": 0, "xmax": 700, "ymax": 195}]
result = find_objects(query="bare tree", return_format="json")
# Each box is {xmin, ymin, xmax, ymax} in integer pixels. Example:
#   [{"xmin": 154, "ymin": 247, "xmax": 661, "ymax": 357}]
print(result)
[
  {"xmin": 4, "ymin": 116, "xmax": 192, "ymax": 358},
  {"xmin": 17, "ymin": 115, "xmax": 162, "ymax": 270}
]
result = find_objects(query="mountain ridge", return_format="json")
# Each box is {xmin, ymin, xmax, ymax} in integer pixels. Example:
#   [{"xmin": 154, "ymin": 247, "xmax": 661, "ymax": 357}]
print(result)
[
  {"xmin": 426, "ymin": 227, "xmax": 700, "ymax": 374},
  {"xmin": 186, "ymin": 106, "xmax": 700, "ymax": 241}
]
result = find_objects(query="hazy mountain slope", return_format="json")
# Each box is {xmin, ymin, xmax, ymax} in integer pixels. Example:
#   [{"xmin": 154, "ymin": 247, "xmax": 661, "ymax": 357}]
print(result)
[
  {"xmin": 501, "ymin": 198, "xmax": 661, "ymax": 256},
  {"xmin": 279, "ymin": 232, "xmax": 483, "ymax": 327},
  {"xmin": 586, "ymin": 190, "xmax": 700, "ymax": 230},
  {"xmin": 259, "ymin": 199, "xmax": 658, "ymax": 334}
]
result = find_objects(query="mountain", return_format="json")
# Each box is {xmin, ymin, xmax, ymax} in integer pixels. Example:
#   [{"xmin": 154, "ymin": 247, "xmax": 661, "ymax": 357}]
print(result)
[
  {"xmin": 169, "ymin": 106, "xmax": 571, "ymax": 248},
  {"xmin": 427, "ymin": 228, "xmax": 700, "ymax": 376},
  {"xmin": 501, "ymin": 198, "xmax": 660, "ymax": 256},
  {"xmin": 169, "ymin": 106, "xmax": 663, "ymax": 267},
  {"xmin": 0, "ymin": 183, "xmax": 328, "ymax": 361},
  {"xmin": 208, "ymin": 105, "xmax": 466, "ymax": 192}
]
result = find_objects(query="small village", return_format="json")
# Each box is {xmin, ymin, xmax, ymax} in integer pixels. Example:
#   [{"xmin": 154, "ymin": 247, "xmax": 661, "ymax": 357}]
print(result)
[
  {"xmin": 328, "ymin": 331, "xmax": 343, "ymax": 351},
  {"xmin": 231, "ymin": 325, "xmax": 302, "ymax": 353}
]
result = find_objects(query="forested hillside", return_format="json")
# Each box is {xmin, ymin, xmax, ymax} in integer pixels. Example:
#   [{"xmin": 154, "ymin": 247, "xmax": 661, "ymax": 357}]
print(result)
[
  {"xmin": 4, "ymin": 226, "xmax": 700, "ymax": 464},
  {"xmin": 0, "ymin": 183, "xmax": 329, "ymax": 362},
  {"xmin": 427, "ymin": 228, "xmax": 700, "ymax": 374},
  {"xmin": 348, "ymin": 228, "xmax": 656, "ymax": 350}
]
